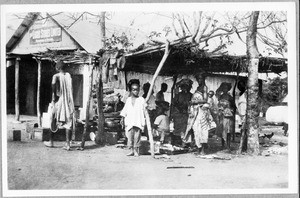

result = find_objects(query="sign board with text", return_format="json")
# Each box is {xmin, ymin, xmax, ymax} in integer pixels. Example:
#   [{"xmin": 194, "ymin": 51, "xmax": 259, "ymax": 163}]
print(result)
[{"xmin": 29, "ymin": 26, "xmax": 62, "ymax": 44}]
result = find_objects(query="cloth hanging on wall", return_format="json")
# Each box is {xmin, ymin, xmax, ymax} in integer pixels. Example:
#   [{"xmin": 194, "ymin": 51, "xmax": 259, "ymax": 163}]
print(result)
[
  {"xmin": 117, "ymin": 56, "xmax": 126, "ymax": 69},
  {"xmin": 101, "ymin": 53, "xmax": 110, "ymax": 83}
]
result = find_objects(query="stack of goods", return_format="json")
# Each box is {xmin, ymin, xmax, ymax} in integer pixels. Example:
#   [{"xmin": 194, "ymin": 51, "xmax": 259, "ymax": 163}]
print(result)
[{"xmin": 90, "ymin": 86, "xmax": 125, "ymax": 144}]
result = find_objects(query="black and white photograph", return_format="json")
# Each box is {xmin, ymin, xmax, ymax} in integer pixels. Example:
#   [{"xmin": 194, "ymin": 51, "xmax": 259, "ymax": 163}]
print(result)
[{"xmin": 1, "ymin": 1, "xmax": 298, "ymax": 197}]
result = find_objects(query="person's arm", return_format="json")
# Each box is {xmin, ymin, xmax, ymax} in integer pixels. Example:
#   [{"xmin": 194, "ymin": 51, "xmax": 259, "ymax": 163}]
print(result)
[
  {"xmin": 120, "ymin": 99, "xmax": 128, "ymax": 128},
  {"xmin": 51, "ymin": 74, "xmax": 57, "ymax": 103},
  {"xmin": 203, "ymin": 85, "xmax": 208, "ymax": 102}
]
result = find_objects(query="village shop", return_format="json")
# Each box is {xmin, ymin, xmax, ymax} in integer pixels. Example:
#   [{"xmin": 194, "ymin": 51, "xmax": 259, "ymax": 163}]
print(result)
[{"xmin": 6, "ymin": 12, "xmax": 287, "ymax": 153}]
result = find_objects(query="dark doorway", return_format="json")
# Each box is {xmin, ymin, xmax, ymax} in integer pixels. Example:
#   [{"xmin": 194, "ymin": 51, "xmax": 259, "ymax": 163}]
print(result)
[{"xmin": 72, "ymin": 75, "xmax": 83, "ymax": 108}]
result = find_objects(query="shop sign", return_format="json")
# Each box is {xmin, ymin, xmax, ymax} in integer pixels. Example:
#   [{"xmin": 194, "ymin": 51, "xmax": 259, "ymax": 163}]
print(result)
[{"xmin": 29, "ymin": 26, "xmax": 62, "ymax": 44}]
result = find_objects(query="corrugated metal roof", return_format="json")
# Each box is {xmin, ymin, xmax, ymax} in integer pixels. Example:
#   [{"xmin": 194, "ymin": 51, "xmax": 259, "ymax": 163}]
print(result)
[
  {"xmin": 51, "ymin": 13, "xmax": 148, "ymax": 53},
  {"xmin": 6, "ymin": 12, "xmax": 148, "ymax": 54},
  {"xmin": 6, "ymin": 12, "xmax": 39, "ymax": 52}
]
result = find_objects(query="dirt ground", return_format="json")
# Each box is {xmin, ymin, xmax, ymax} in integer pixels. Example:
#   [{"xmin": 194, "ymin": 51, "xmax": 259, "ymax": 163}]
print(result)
[{"xmin": 5, "ymin": 115, "xmax": 289, "ymax": 190}]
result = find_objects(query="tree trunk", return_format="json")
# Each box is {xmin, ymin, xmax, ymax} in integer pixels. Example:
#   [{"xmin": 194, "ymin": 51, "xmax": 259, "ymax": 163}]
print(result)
[
  {"xmin": 96, "ymin": 59, "xmax": 105, "ymax": 145},
  {"xmin": 100, "ymin": 12, "xmax": 106, "ymax": 48},
  {"xmin": 36, "ymin": 59, "xmax": 42, "ymax": 127},
  {"xmin": 80, "ymin": 63, "xmax": 94, "ymax": 149},
  {"xmin": 95, "ymin": 11, "xmax": 106, "ymax": 145},
  {"xmin": 245, "ymin": 11, "xmax": 260, "ymax": 155},
  {"xmin": 15, "ymin": 57, "xmax": 20, "ymax": 122},
  {"xmin": 145, "ymin": 42, "xmax": 171, "ymax": 157}
]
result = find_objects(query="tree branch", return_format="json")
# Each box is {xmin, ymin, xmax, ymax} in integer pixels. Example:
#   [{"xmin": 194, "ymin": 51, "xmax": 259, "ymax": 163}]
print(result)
[
  {"xmin": 176, "ymin": 13, "xmax": 186, "ymax": 37},
  {"xmin": 191, "ymin": 11, "xmax": 202, "ymax": 43},
  {"xmin": 65, "ymin": 12, "xmax": 86, "ymax": 29},
  {"xmin": 197, "ymin": 12, "xmax": 216, "ymax": 43},
  {"xmin": 172, "ymin": 13, "xmax": 181, "ymax": 38},
  {"xmin": 182, "ymin": 15, "xmax": 192, "ymax": 35}
]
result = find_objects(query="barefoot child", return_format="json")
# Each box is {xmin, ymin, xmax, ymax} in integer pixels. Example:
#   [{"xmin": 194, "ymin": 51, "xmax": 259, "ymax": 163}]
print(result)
[{"xmin": 120, "ymin": 79, "xmax": 146, "ymax": 157}]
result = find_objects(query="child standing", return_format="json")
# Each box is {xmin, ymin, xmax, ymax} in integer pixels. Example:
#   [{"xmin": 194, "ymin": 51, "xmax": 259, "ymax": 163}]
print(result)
[
  {"xmin": 120, "ymin": 79, "xmax": 146, "ymax": 157},
  {"xmin": 153, "ymin": 101, "xmax": 170, "ymax": 144}
]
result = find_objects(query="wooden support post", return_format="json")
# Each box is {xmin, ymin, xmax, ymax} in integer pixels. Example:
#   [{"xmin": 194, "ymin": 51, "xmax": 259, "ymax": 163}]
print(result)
[
  {"xmin": 96, "ymin": 59, "xmax": 106, "ymax": 145},
  {"xmin": 36, "ymin": 58, "xmax": 42, "ymax": 127},
  {"xmin": 169, "ymin": 75, "xmax": 178, "ymax": 118},
  {"xmin": 232, "ymin": 72, "xmax": 239, "ymax": 142},
  {"xmin": 145, "ymin": 41, "xmax": 171, "ymax": 157},
  {"xmin": 15, "ymin": 57, "xmax": 20, "ymax": 122},
  {"xmin": 80, "ymin": 61, "xmax": 94, "ymax": 150}
]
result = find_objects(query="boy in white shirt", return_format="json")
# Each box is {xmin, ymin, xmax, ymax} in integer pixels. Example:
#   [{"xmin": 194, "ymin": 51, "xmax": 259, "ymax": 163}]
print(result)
[{"xmin": 120, "ymin": 79, "xmax": 146, "ymax": 157}]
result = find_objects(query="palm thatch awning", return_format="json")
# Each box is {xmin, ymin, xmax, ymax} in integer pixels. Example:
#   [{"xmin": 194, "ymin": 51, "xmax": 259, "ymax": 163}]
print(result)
[{"xmin": 123, "ymin": 41, "xmax": 287, "ymax": 76}]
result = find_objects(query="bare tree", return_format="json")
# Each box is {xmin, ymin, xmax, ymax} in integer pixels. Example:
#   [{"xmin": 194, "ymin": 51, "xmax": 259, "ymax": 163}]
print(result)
[
  {"xmin": 169, "ymin": 11, "xmax": 287, "ymax": 155},
  {"xmin": 257, "ymin": 12, "xmax": 287, "ymax": 57},
  {"xmin": 168, "ymin": 11, "xmax": 286, "ymax": 56},
  {"xmin": 244, "ymin": 11, "xmax": 261, "ymax": 155}
]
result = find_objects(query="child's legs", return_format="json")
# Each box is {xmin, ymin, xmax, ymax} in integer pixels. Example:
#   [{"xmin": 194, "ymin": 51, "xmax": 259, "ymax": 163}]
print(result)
[
  {"xmin": 127, "ymin": 128, "xmax": 135, "ymax": 149},
  {"xmin": 133, "ymin": 127, "xmax": 141, "ymax": 148}
]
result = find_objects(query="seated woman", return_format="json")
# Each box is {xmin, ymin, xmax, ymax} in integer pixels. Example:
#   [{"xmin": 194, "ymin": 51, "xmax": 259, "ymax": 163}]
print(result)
[{"xmin": 152, "ymin": 101, "xmax": 171, "ymax": 144}]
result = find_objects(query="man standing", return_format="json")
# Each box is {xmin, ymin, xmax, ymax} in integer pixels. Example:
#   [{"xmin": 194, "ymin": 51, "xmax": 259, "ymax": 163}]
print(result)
[
  {"xmin": 44, "ymin": 61, "xmax": 75, "ymax": 151},
  {"xmin": 121, "ymin": 79, "xmax": 146, "ymax": 157},
  {"xmin": 156, "ymin": 83, "xmax": 168, "ymax": 102}
]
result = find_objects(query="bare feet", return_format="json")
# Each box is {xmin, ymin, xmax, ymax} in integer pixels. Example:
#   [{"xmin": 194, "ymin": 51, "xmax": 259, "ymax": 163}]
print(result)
[
  {"xmin": 62, "ymin": 146, "xmax": 70, "ymax": 151},
  {"xmin": 134, "ymin": 151, "xmax": 139, "ymax": 157},
  {"xmin": 43, "ymin": 141, "xmax": 54, "ymax": 148},
  {"xmin": 126, "ymin": 151, "xmax": 134, "ymax": 156}
]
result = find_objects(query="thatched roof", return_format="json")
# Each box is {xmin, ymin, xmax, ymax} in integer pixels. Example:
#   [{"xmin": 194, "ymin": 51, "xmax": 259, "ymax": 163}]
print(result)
[{"xmin": 123, "ymin": 41, "xmax": 287, "ymax": 76}]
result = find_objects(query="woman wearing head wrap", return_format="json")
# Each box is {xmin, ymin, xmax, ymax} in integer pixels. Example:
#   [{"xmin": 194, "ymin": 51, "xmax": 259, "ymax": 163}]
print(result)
[
  {"xmin": 216, "ymin": 82, "xmax": 236, "ymax": 150},
  {"xmin": 183, "ymin": 72, "xmax": 212, "ymax": 155},
  {"xmin": 171, "ymin": 79, "xmax": 193, "ymax": 146}
]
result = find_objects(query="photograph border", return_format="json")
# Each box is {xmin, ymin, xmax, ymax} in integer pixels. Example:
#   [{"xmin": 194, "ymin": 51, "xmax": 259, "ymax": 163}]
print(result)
[{"xmin": 1, "ymin": 0, "xmax": 299, "ymax": 197}]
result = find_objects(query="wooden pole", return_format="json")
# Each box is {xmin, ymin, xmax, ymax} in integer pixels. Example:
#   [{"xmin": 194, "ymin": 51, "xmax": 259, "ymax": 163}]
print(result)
[
  {"xmin": 95, "ymin": 11, "xmax": 107, "ymax": 145},
  {"xmin": 36, "ymin": 58, "xmax": 42, "ymax": 127},
  {"xmin": 96, "ymin": 59, "xmax": 106, "ymax": 145},
  {"xmin": 145, "ymin": 41, "xmax": 171, "ymax": 157},
  {"xmin": 15, "ymin": 57, "xmax": 20, "ymax": 122},
  {"xmin": 231, "ymin": 72, "xmax": 239, "ymax": 142},
  {"xmin": 80, "ymin": 61, "xmax": 94, "ymax": 150},
  {"xmin": 169, "ymin": 75, "xmax": 178, "ymax": 119}
]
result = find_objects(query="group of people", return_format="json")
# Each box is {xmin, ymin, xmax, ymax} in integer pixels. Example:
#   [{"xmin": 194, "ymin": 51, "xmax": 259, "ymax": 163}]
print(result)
[
  {"xmin": 44, "ymin": 60, "xmax": 246, "ymax": 156},
  {"xmin": 171, "ymin": 72, "xmax": 247, "ymax": 155},
  {"xmin": 121, "ymin": 72, "xmax": 247, "ymax": 157},
  {"xmin": 120, "ymin": 80, "xmax": 171, "ymax": 156}
]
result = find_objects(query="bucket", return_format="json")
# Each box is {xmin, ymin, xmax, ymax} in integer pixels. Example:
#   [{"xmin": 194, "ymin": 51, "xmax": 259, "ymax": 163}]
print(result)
[{"xmin": 13, "ymin": 130, "xmax": 21, "ymax": 141}]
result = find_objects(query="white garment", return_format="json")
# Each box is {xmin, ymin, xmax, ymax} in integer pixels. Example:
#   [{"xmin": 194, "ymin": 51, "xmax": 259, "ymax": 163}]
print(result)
[
  {"xmin": 154, "ymin": 114, "xmax": 170, "ymax": 131},
  {"xmin": 147, "ymin": 95, "xmax": 156, "ymax": 110},
  {"xmin": 237, "ymin": 93, "xmax": 247, "ymax": 116},
  {"xmin": 237, "ymin": 93, "xmax": 247, "ymax": 125},
  {"xmin": 207, "ymin": 96, "xmax": 218, "ymax": 110},
  {"xmin": 120, "ymin": 96, "xmax": 146, "ymax": 132}
]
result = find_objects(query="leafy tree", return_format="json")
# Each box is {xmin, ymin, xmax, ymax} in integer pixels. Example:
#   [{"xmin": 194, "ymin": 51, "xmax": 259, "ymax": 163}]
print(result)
[{"xmin": 262, "ymin": 77, "xmax": 288, "ymax": 107}]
